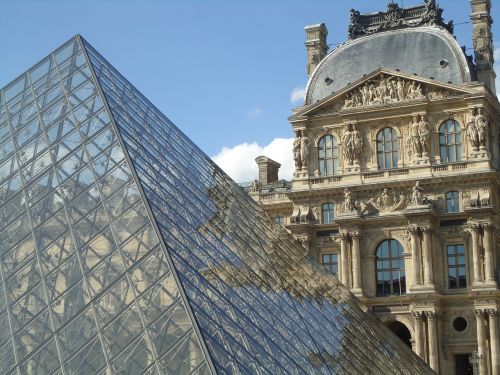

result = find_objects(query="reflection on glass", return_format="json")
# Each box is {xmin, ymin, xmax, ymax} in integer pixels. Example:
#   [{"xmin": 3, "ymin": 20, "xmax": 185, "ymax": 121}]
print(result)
[{"xmin": 0, "ymin": 35, "xmax": 432, "ymax": 374}]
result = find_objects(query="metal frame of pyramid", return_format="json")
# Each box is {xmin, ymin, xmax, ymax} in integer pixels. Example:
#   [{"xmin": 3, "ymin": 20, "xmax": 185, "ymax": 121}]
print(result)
[{"xmin": 0, "ymin": 35, "xmax": 433, "ymax": 374}]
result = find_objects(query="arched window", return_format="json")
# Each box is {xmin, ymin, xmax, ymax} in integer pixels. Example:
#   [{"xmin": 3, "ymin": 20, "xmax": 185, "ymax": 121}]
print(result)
[
  {"xmin": 445, "ymin": 191, "xmax": 460, "ymax": 213},
  {"xmin": 439, "ymin": 120, "xmax": 462, "ymax": 163},
  {"xmin": 376, "ymin": 239, "xmax": 405, "ymax": 296},
  {"xmin": 318, "ymin": 135, "xmax": 339, "ymax": 176},
  {"xmin": 376, "ymin": 128, "xmax": 398, "ymax": 170},
  {"xmin": 322, "ymin": 203, "xmax": 335, "ymax": 223}
]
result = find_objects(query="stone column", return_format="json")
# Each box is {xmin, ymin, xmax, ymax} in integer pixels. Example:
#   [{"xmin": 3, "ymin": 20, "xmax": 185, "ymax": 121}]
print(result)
[
  {"xmin": 488, "ymin": 309, "xmax": 500, "ymax": 375},
  {"xmin": 476, "ymin": 309, "xmax": 488, "ymax": 375},
  {"xmin": 409, "ymin": 227, "xmax": 422, "ymax": 287},
  {"xmin": 426, "ymin": 311, "xmax": 439, "ymax": 372},
  {"xmin": 340, "ymin": 233, "xmax": 350, "ymax": 286},
  {"xmin": 413, "ymin": 311, "xmax": 426, "ymax": 360},
  {"xmin": 421, "ymin": 226, "xmax": 434, "ymax": 286},
  {"xmin": 483, "ymin": 224, "xmax": 496, "ymax": 283},
  {"xmin": 469, "ymin": 224, "xmax": 484, "ymax": 284},
  {"xmin": 351, "ymin": 232, "xmax": 362, "ymax": 291}
]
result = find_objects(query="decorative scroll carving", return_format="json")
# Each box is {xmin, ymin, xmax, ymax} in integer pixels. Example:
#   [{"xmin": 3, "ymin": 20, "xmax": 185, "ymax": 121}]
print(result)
[
  {"xmin": 368, "ymin": 188, "xmax": 408, "ymax": 213},
  {"xmin": 341, "ymin": 122, "xmax": 363, "ymax": 165},
  {"xmin": 348, "ymin": 0, "xmax": 453, "ymax": 40},
  {"xmin": 467, "ymin": 107, "xmax": 489, "ymax": 152},
  {"xmin": 472, "ymin": 25, "xmax": 493, "ymax": 65}
]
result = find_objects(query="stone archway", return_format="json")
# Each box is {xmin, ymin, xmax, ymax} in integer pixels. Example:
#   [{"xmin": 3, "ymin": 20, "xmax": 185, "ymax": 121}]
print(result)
[{"xmin": 387, "ymin": 321, "xmax": 412, "ymax": 349}]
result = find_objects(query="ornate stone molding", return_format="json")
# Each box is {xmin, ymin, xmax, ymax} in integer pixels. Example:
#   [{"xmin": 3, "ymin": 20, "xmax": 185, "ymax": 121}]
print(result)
[{"xmin": 348, "ymin": 0, "xmax": 453, "ymax": 40}]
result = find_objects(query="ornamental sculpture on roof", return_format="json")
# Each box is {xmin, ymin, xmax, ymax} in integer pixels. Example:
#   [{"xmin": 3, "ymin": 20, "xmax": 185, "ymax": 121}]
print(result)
[{"xmin": 348, "ymin": 0, "xmax": 454, "ymax": 40}]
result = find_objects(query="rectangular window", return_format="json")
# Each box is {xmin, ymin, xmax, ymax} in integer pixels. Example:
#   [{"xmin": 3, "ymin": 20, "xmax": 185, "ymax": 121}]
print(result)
[
  {"xmin": 448, "ymin": 244, "xmax": 466, "ymax": 289},
  {"xmin": 322, "ymin": 253, "xmax": 338, "ymax": 276}
]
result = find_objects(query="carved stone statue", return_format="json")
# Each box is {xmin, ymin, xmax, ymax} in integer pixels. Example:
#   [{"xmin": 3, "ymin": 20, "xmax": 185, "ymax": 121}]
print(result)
[
  {"xmin": 418, "ymin": 115, "xmax": 431, "ymax": 157},
  {"xmin": 293, "ymin": 131, "xmax": 302, "ymax": 170},
  {"xmin": 342, "ymin": 123, "xmax": 363, "ymax": 165},
  {"xmin": 250, "ymin": 179, "xmax": 262, "ymax": 193},
  {"xmin": 341, "ymin": 188, "xmax": 357, "ymax": 212},
  {"xmin": 467, "ymin": 115, "xmax": 479, "ymax": 151},
  {"xmin": 409, "ymin": 114, "xmax": 422, "ymax": 158},
  {"xmin": 396, "ymin": 78, "xmax": 405, "ymax": 101},
  {"xmin": 300, "ymin": 134, "xmax": 309, "ymax": 170},
  {"xmin": 475, "ymin": 107, "xmax": 488, "ymax": 150},
  {"xmin": 467, "ymin": 107, "xmax": 488, "ymax": 152},
  {"xmin": 411, "ymin": 181, "xmax": 424, "ymax": 205}
]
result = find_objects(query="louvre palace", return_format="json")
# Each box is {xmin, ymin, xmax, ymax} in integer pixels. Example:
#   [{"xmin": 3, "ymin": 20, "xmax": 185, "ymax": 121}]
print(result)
[
  {"xmin": 248, "ymin": 1, "xmax": 499, "ymax": 374},
  {"xmin": 0, "ymin": 30, "xmax": 436, "ymax": 375}
]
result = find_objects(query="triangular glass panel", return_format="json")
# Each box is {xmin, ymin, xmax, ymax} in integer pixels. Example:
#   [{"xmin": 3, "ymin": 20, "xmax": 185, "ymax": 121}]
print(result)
[{"xmin": 0, "ymin": 35, "xmax": 434, "ymax": 374}]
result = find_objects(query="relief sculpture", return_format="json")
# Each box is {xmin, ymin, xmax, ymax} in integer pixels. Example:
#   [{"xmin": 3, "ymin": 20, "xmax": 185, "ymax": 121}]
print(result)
[{"xmin": 343, "ymin": 74, "xmax": 427, "ymax": 109}]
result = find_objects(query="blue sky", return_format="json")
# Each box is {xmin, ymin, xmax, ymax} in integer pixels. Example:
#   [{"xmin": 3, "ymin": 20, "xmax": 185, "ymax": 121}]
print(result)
[{"xmin": 1, "ymin": 0, "xmax": 498, "ymax": 181}]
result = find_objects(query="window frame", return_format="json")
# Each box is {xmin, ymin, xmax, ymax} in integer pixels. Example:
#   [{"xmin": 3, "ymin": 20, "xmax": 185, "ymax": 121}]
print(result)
[
  {"xmin": 322, "ymin": 253, "xmax": 339, "ymax": 276},
  {"xmin": 375, "ymin": 239, "xmax": 406, "ymax": 297},
  {"xmin": 447, "ymin": 243, "xmax": 467, "ymax": 289},
  {"xmin": 445, "ymin": 191, "xmax": 460, "ymax": 213},
  {"xmin": 274, "ymin": 216, "xmax": 285, "ymax": 226},
  {"xmin": 376, "ymin": 127, "xmax": 398, "ymax": 170},
  {"xmin": 318, "ymin": 135, "xmax": 339, "ymax": 176},
  {"xmin": 322, "ymin": 203, "xmax": 335, "ymax": 224},
  {"xmin": 439, "ymin": 119, "xmax": 462, "ymax": 163}
]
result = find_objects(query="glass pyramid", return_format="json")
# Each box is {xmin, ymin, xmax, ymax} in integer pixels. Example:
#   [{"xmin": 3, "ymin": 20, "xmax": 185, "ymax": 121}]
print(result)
[{"xmin": 0, "ymin": 35, "xmax": 433, "ymax": 375}]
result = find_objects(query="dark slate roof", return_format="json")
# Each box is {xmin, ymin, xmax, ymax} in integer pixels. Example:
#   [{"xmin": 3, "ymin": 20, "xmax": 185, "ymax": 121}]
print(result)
[{"xmin": 306, "ymin": 26, "xmax": 473, "ymax": 104}]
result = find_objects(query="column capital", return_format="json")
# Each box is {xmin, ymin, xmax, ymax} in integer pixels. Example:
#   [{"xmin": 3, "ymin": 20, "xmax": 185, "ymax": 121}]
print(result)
[
  {"xmin": 339, "ymin": 232, "xmax": 350, "ymax": 240},
  {"xmin": 350, "ymin": 231, "xmax": 361, "ymax": 239},
  {"xmin": 420, "ymin": 225, "xmax": 432, "ymax": 233},
  {"xmin": 475, "ymin": 308, "xmax": 487, "ymax": 318},
  {"xmin": 425, "ymin": 311, "xmax": 438, "ymax": 320},
  {"xmin": 412, "ymin": 311, "xmax": 424, "ymax": 320},
  {"xmin": 467, "ymin": 222, "xmax": 481, "ymax": 232},
  {"xmin": 408, "ymin": 226, "xmax": 420, "ymax": 234},
  {"xmin": 482, "ymin": 222, "xmax": 494, "ymax": 231},
  {"xmin": 486, "ymin": 309, "xmax": 498, "ymax": 318}
]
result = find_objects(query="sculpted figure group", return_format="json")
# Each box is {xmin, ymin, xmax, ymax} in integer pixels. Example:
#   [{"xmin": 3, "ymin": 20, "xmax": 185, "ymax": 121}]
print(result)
[
  {"xmin": 341, "ymin": 123, "xmax": 363, "ymax": 165},
  {"xmin": 409, "ymin": 114, "xmax": 431, "ymax": 159},
  {"xmin": 467, "ymin": 107, "xmax": 489, "ymax": 151},
  {"xmin": 343, "ymin": 75, "xmax": 425, "ymax": 109}
]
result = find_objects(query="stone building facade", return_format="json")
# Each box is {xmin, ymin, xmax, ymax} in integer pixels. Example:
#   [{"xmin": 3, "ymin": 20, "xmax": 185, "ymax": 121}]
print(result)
[{"xmin": 248, "ymin": 1, "xmax": 499, "ymax": 374}]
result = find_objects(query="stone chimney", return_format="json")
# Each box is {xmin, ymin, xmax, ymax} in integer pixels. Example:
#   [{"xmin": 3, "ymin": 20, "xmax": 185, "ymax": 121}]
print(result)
[
  {"xmin": 470, "ymin": 0, "xmax": 496, "ymax": 94},
  {"xmin": 255, "ymin": 156, "xmax": 281, "ymax": 185},
  {"xmin": 305, "ymin": 23, "xmax": 328, "ymax": 77}
]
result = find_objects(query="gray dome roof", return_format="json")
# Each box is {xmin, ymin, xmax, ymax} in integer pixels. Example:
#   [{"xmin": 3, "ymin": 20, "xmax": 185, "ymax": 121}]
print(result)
[{"xmin": 306, "ymin": 27, "xmax": 472, "ymax": 104}]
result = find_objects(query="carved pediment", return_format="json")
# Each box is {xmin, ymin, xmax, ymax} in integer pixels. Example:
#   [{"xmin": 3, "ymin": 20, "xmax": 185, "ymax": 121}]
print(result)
[{"xmin": 293, "ymin": 70, "xmax": 477, "ymax": 119}]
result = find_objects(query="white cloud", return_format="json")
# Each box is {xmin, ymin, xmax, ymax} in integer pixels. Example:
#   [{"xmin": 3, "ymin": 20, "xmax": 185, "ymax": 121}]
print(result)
[
  {"xmin": 248, "ymin": 107, "xmax": 263, "ymax": 119},
  {"xmin": 211, "ymin": 138, "xmax": 294, "ymax": 183},
  {"xmin": 290, "ymin": 86, "xmax": 306, "ymax": 105},
  {"xmin": 494, "ymin": 45, "xmax": 500, "ymax": 98}
]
